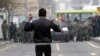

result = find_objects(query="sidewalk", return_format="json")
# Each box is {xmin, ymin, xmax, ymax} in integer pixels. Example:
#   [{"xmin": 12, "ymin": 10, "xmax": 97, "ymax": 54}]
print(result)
[
  {"xmin": 91, "ymin": 37, "xmax": 100, "ymax": 43},
  {"xmin": 0, "ymin": 41, "xmax": 11, "ymax": 46}
]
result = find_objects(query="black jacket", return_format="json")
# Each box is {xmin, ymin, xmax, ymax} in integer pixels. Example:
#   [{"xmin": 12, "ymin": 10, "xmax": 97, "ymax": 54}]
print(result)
[{"xmin": 24, "ymin": 18, "xmax": 61, "ymax": 43}]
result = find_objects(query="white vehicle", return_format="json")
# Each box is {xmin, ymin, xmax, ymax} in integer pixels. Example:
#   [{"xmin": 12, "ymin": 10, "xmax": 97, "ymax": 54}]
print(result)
[{"xmin": 51, "ymin": 23, "xmax": 70, "ymax": 42}]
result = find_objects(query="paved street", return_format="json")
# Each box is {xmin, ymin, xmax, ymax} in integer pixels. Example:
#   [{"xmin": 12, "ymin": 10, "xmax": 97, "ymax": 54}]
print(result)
[{"xmin": 0, "ymin": 41, "xmax": 100, "ymax": 56}]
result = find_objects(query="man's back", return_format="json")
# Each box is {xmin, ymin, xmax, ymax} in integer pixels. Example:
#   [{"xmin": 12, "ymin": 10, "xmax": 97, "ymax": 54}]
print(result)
[
  {"xmin": 24, "ymin": 18, "xmax": 61, "ymax": 43},
  {"xmin": 33, "ymin": 18, "xmax": 53, "ymax": 43}
]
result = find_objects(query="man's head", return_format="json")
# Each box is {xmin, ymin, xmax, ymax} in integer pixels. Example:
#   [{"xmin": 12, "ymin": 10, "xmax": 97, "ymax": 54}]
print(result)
[
  {"xmin": 10, "ymin": 22, "xmax": 13, "ymax": 25},
  {"xmin": 39, "ymin": 8, "xmax": 46, "ymax": 17},
  {"xmin": 29, "ymin": 14, "xmax": 33, "ymax": 20}
]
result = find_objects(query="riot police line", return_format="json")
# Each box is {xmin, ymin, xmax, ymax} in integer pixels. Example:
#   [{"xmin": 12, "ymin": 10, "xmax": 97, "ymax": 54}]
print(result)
[
  {"xmin": 1, "ymin": 15, "xmax": 100, "ymax": 42},
  {"xmin": 1, "ymin": 20, "xmax": 33, "ymax": 43},
  {"xmin": 67, "ymin": 15, "xmax": 100, "ymax": 41},
  {"xmin": 52, "ymin": 15, "xmax": 100, "ymax": 42}
]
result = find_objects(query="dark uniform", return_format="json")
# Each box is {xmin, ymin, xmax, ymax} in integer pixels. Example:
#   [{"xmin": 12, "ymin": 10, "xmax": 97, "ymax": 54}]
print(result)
[
  {"xmin": 1, "ymin": 20, "xmax": 7, "ymax": 41},
  {"xmin": 9, "ymin": 22, "xmax": 17, "ymax": 42},
  {"xmin": 92, "ymin": 17, "xmax": 98, "ymax": 37}
]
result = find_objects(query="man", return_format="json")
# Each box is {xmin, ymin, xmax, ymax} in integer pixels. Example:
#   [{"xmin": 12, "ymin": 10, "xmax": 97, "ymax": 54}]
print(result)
[
  {"xmin": 1, "ymin": 20, "xmax": 7, "ymax": 41},
  {"xmin": 92, "ymin": 16, "xmax": 99, "ymax": 37},
  {"xmin": 9, "ymin": 22, "xmax": 17, "ymax": 42},
  {"xmin": 24, "ymin": 8, "xmax": 61, "ymax": 56}
]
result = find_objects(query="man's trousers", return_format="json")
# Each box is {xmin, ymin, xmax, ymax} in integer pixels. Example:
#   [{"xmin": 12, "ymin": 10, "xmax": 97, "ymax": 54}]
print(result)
[{"xmin": 35, "ymin": 45, "xmax": 51, "ymax": 56}]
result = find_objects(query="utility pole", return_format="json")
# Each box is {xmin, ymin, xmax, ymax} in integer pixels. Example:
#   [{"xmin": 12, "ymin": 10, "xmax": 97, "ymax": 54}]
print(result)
[
  {"xmin": 99, "ymin": 0, "xmax": 100, "ymax": 5},
  {"xmin": 25, "ymin": 0, "xmax": 28, "ymax": 19}
]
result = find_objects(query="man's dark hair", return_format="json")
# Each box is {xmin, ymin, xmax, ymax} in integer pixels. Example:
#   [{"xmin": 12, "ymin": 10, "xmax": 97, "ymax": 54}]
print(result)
[{"xmin": 39, "ymin": 8, "xmax": 46, "ymax": 17}]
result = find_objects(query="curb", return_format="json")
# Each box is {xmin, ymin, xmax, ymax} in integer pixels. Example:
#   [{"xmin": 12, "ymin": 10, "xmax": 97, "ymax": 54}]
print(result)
[
  {"xmin": 91, "ymin": 38, "xmax": 100, "ymax": 43},
  {"xmin": 0, "ymin": 41, "xmax": 12, "ymax": 46}
]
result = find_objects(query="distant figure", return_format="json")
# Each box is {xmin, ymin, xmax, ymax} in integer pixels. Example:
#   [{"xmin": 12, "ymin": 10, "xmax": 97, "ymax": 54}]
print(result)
[
  {"xmin": 24, "ymin": 8, "xmax": 61, "ymax": 56},
  {"xmin": 1, "ymin": 20, "xmax": 7, "ymax": 41},
  {"xmin": 9, "ymin": 22, "xmax": 17, "ymax": 42},
  {"xmin": 92, "ymin": 16, "xmax": 98, "ymax": 37},
  {"xmin": 21, "ymin": 21, "xmax": 30, "ymax": 43}
]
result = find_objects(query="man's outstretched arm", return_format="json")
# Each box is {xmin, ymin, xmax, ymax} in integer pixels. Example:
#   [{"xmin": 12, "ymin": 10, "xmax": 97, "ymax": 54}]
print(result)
[
  {"xmin": 24, "ymin": 22, "xmax": 34, "ymax": 32},
  {"xmin": 24, "ymin": 14, "xmax": 34, "ymax": 32},
  {"xmin": 50, "ymin": 22, "xmax": 61, "ymax": 32}
]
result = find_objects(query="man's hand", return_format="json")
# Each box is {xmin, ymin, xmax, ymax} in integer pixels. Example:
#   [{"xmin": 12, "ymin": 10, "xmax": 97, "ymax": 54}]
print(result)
[{"xmin": 27, "ymin": 14, "xmax": 33, "ymax": 22}]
